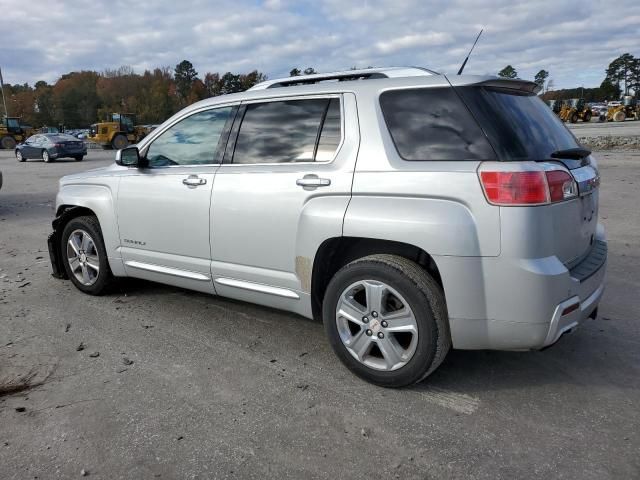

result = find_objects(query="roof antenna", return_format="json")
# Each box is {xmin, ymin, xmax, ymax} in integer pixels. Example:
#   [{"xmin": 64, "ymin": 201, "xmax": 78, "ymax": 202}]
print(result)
[{"xmin": 457, "ymin": 29, "xmax": 483, "ymax": 75}]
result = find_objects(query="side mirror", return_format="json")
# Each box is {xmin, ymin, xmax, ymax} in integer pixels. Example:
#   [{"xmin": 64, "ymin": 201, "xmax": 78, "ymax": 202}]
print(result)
[{"xmin": 115, "ymin": 146, "xmax": 141, "ymax": 167}]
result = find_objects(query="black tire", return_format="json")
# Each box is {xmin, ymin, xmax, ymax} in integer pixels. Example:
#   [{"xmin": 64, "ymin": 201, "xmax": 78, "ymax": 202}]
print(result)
[
  {"xmin": 16, "ymin": 150, "xmax": 25, "ymax": 162},
  {"xmin": 570, "ymin": 112, "xmax": 579, "ymax": 123},
  {"xmin": 74, "ymin": 155, "xmax": 84, "ymax": 161},
  {"xmin": 60, "ymin": 215, "xmax": 114, "ymax": 295},
  {"xmin": 42, "ymin": 149, "xmax": 52, "ymax": 162},
  {"xmin": 322, "ymin": 254, "xmax": 450, "ymax": 387},
  {"xmin": 583, "ymin": 111, "xmax": 592, "ymax": 122},
  {"xmin": 1, "ymin": 136, "xmax": 16, "ymax": 150},
  {"xmin": 112, "ymin": 134, "xmax": 128, "ymax": 150}
]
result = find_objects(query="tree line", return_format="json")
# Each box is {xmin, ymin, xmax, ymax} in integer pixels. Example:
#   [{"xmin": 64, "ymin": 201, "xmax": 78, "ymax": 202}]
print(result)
[
  {"xmin": 498, "ymin": 53, "xmax": 640, "ymax": 101},
  {"xmin": 2, "ymin": 61, "xmax": 267, "ymax": 128}
]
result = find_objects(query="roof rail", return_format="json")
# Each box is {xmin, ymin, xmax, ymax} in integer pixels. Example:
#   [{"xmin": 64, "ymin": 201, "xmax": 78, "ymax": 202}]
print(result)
[{"xmin": 248, "ymin": 66, "xmax": 439, "ymax": 90}]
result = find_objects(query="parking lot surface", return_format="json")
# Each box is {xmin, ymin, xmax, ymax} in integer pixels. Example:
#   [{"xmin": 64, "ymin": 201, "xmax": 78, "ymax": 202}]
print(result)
[
  {"xmin": 1, "ymin": 148, "xmax": 639, "ymax": 479},
  {"xmin": 567, "ymin": 118, "xmax": 640, "ymax": 137}
]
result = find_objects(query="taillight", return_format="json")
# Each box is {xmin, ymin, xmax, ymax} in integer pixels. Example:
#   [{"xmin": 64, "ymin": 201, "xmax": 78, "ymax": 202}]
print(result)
[
  {"xmin": 479, "ymin": 169, "xmax": 577, "ymax": 206},
  {"xmin": 54, "ymin": 143, "xmax": 62, "ymax": 148}
]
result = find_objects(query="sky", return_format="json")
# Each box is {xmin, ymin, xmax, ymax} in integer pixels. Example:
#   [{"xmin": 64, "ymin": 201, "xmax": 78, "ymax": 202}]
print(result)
[{"xmin": 1, "ymin": 0, "xmax": 639, "ymax": 89}]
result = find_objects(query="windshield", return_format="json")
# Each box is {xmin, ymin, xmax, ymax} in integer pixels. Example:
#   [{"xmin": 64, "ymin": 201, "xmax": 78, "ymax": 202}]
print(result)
[
  {"xmin": 457, "ymin": 86, "xmax": 580, "ymax": 161},
  {"xmin": 6, "ymin": 118, "xmax": 19, "ymax": 128}
]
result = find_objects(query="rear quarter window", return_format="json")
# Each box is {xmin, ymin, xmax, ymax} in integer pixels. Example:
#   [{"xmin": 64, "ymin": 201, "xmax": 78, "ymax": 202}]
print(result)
[{"xmin": 379, "ymin": 88, "xmax": 495, "ymax": 161}]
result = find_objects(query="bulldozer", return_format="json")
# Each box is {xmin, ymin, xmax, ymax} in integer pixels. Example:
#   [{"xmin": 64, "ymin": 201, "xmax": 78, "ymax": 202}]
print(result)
[
  {"xmin": 607, "ymin": 96, "xmax": 639, "ymax": 122},
  {"xmin": 0, "ymin": 117, "xmax": 34, "ymax": 149},
  {"xmin": 558, "ymin": 98, "xmax": 592, "ymax": 123},
  {"xmin": 87, "ymin": 113, "xmax": 150, "ymax": 149}
]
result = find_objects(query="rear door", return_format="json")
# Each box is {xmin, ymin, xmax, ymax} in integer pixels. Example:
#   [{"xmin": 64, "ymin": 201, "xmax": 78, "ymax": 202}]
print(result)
[{"xmin": 209, "ymin": 94, "xmax": 358, "ymax": 311}]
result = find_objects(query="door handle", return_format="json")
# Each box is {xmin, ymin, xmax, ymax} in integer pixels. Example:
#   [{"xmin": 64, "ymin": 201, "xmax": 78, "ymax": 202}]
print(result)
[
  {"xmin": 296, "ymin": 175, "xmax": 331, "ymax": 188},
  {"xmin": 182, "ymin": 175, "xmax": 207, "ymax": 187}
]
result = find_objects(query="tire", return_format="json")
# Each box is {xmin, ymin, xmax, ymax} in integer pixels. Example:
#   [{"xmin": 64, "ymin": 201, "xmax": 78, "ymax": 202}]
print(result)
[
  {"xmin": 583, "ymin": 111, "xmax": 592, "ymax": 122},
  {"xmin": 1, "ymin": 136, "xmax": 16, "ymax": 150},
  {"xmin": 16, "ymin": 150, "xmax": 25, "ymax": 162},
  {"xmin": 322, "ymin": 254, "xmax": 450, "ymax": 387},
  {"xmin": 570, "ymin": 112, "xmax": 579, "ymax": 123},
  {"xmin": 60, "ymin": 215, "xmax": 113, "ymax": 295},
  {"xmin": 74, "ymin": 155, "xmax": 84, "ymax": 161},
  {"xmin": 112, "ymin": 134, "xmax": 128, "ymax": 150},
  {"xmin": 613, "ymin": 111, "xmax": 626, "ymax": 122},
  {"xmin": 42, "ymin": 150, "xmax": 51, "ymax": 163}
]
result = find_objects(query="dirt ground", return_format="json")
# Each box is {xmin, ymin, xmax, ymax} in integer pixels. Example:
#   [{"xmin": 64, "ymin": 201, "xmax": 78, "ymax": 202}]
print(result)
[{"xmin": 0, "ymin": 148, "xmax": 639, "ymax": 479}]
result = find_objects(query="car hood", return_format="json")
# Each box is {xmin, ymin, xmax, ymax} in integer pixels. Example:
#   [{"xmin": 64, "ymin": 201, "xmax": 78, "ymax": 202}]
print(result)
[{"xmin": 59, "ymin": 163, "xmax": 124, "ymax": 185}]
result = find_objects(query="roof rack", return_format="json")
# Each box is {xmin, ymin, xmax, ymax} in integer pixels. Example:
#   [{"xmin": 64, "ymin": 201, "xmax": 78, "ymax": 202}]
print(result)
[{"xmin": 248, "ymin": 66, "xmax": 439, "ymax": 90}]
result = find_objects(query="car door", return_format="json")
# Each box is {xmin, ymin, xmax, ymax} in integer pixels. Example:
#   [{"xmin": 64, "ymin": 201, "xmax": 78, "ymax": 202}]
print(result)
[
  {"xmin": 116, "ymin": 104, "xmax": 236, "ymax": 294},
  {"xmin": 22, "ymin": 135, "xmax": 40, "ymax": 158},
  {"xmin": 210, "ymin": 93, "xmax": 359, "ymax": 315}
]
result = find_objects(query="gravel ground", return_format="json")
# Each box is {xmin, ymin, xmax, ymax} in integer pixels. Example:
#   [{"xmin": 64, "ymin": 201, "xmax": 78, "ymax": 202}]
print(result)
[{"xmin": 0, "ymin": 149, "xmax": 639, "ymax": 479}]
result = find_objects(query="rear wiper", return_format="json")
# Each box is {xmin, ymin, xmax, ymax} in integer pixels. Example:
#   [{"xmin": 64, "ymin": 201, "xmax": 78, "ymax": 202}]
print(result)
[{"xmin": 550, "ymin": 147, "xmax": 591, "ymax": 160}]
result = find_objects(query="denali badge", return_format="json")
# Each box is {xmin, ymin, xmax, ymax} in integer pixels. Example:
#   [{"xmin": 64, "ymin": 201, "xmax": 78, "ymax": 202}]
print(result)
[{"xmin": 124, "ymin": 238, "xmax": 146, "ymax": 246}]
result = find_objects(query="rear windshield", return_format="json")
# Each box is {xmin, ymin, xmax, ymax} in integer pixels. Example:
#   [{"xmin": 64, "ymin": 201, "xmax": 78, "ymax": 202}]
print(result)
[
  {"xmin": 457, "ymin": 86, "xmax": 580, "ymax": 161},
  {"xmin": 49, "ymin": 134, "xmax": 79, "ymax": 142}
]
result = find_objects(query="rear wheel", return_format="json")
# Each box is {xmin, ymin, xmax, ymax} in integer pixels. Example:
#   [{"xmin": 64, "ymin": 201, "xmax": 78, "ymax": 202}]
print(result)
[
  {"xmin": 16, "ymin": 150, "xmax": 25, "ymax": 162},
  {"xmin": 61, "ymin": 216, "xmax": 113, "ymax": 295},
  {"xmin": 583, "ymin": 111, "xmax": 592, "ymax": 122},
  {"xmin": 613, "ymin": 110, "xmax": 626, "ymax": 122},
  {"xmin": 112, "ymin": 134, "xmax": 128, "ymax": 150},
  {"xmin": 74, "ymin": 155, "xmax": 84, "ymax": 161},
  {"xmin": 323, "ymin": 254, "xmax": 450, "ymax": 387},
  {"xmin": 42, "ymin": 150, "xmax": 51, "ymax": 162},
  {"xmin": 1, "ymin": 136, "xmax": 16, "ymax": 150}
]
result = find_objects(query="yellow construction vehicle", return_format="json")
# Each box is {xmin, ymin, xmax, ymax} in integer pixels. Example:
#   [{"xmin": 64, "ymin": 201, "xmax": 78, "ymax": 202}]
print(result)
[
  {"xmin": 558, "ymin": 98, "xmax": 592, "ymax": 123},
  {"xmin": 87, "ymin": 113, "xmax": 150, "ymax": 149},
  {"xmin": 607, "ymin": 96, "xmax": 639, "ymax": 122},
  {"xmin": 0, "ymin": 117, "xmax": 34, "ymax": 149}
]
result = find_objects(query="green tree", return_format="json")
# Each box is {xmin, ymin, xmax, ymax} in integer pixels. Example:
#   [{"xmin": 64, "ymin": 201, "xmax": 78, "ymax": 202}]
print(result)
[
  {"xmin": 534, "ymin": 69, "xmax": 549, "ymax": 90},
  {"xmin": 219, "ymin": 72, "xmax": 242, "ymax": 95},
  {"xmin": 599, "ymin": 78, "xmax": 622, "ymax": 101},
  {"xmin": 605, "ymin": 53, "xmax": 636, "ymax": 95},
  {"xmin": 240, "ymin": 70, "xmax": 267, "ymax": 90},
  {"xmin": 498, "ymin": 65, "xmax": 518, "ymax": 79},
  {"xmin": 174, "ymin": 60, "xmax": 198, "ymax": 102}
]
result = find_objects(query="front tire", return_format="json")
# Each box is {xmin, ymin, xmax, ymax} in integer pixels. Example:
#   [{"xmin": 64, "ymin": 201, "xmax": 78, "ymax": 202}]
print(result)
[
  {"xmin": 16, "ymin": 150, "xmax": 25, "ymax": 162},
  {"xmin": 1, "ymin": 136, "xmax": 16, "ymax": 150},
  {"xmin": 60, "ymin": 215, "xmax": 113, "ymax": 295},
  {"xmin": 323, "ymin": 254, "xmax": 450, "ymax": 387}
]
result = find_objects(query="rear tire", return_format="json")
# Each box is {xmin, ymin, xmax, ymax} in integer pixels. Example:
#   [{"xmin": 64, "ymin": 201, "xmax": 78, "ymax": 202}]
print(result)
[
  {"xmin": 323, "ymin": 254, "xmax": 450, "ymax": 387},
  {"xmin": 112, "ymin": 134, "xmax": 128, "ymax": 150},
  {"xmin": 570, "ymin": 112, "xmax": 579, "ymax": 123},
  {"xmin": 60, "ymin": 215, "xmax": 113, "ymax": 295},
  {"xmin": 613, "ymin": 110, "xmax": 626, "ymax": 122},
  {"xmin": 42, "ymin": 150, "xmax": 51, "ymax": 163},
  {"xmin": 583, "ymin": 111, "xmax": 592, "ymax": 122},
  {"xmin": 1, "ymin": 136, "xmax": 16, "ymax": 150}
]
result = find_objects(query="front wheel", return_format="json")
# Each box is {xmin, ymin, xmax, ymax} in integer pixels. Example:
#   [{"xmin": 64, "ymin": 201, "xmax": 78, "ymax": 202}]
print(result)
[
  {"xmin": 16, "ymin": 150, "xmax": 25, "ymax": 162},
  {"xmin": 60, "ymin": 216, "xmax": 113, "ymax": 295},
  {"xmin": 583, "ymin": 111, "xmax": 592, "ymax": 122},
  {"xmin": 323, "ymin": 254, "xmax": 450, "ymax": 387}
]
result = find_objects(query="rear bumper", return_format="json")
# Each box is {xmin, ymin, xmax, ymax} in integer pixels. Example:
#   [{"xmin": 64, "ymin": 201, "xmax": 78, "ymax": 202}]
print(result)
[{"xmin": 445, "ymin": 226, "xmax": 607, "ymax": 351}]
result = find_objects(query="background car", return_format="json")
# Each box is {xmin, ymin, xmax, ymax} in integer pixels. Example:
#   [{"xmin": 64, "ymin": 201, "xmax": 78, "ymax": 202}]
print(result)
[{"xmin": 15, "ymin": 133, "xmax": 87, "ymax": 162}]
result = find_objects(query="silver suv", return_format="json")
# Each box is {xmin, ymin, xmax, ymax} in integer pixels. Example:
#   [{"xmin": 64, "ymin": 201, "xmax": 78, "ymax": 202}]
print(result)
[{"xmin": 47, "ymin": 67, "xmax": 606, "ymax": 387}]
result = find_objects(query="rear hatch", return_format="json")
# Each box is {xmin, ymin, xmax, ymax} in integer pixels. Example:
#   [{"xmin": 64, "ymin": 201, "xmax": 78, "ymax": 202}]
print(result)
[{"xmin": 455, "ymin": 80, "xmax": 600, "ymax": 265}]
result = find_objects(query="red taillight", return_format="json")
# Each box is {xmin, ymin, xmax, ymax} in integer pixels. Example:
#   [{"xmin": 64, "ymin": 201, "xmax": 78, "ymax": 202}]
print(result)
[
  {"xmin": 54, "ymin": 143, "xmax": 62, "ymax": 148},
  {"xmin": 480, "ymin": 171, "xmax": 548, "ymax": 205},
  {"xmin": 479, "ymin": 169, "xmax": 577, "ymax": 206}
]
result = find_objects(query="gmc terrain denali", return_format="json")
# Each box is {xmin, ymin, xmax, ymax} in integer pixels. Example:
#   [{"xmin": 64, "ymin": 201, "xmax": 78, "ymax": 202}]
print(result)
[{"xmin": 47, "ymin": 67, "xmax": 606, "ymax": 387}]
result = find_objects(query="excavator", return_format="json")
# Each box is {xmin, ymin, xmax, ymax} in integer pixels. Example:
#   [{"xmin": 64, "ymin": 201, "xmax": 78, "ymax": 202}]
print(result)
[
  {"xmin": 0, "ymin": 117, "xmax": 34, "ymax": 149},
  {"xmin": 558, "ymin": 98, "xmax": 592, "ymax": 123},
  {"xmin": 87, "ymin": 113, "xmax": 150, "ymax": 149},
  {"xmin": 607, "ymin": 96, "xmax": 639, "ymax": 122}
]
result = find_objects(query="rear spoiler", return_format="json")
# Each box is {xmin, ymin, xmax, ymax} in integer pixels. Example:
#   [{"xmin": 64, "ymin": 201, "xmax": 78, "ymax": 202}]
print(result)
[{"xmin": 475, "ymin": 78, "xmax": 541, "ymax": 95}]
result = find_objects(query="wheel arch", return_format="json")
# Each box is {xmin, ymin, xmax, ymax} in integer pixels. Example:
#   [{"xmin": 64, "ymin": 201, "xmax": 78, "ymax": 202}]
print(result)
[{"xmin": 311, "ymin": 236, "xmax": 444, "ymax": 321}]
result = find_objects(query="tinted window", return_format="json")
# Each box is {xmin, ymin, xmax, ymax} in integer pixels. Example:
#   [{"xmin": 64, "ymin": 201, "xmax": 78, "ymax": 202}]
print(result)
[
  {"xmin": 233, "ymin": 98, "xmax": 339, "ymax": 164},
  {"xmin": 50, "ymin": 134, "xmax": 78, "ymax": 142},
  {"xmin": 315, "ymin": 99, "xmax": 341, "ymax": 161},
  {"xmin": 380, "ymin": 88, "xmax": 495, "ymax": 161},
  {"xmin": 457, "ymin": 86, "xmax": 580, "ymax": 161},
  {"xmin": 6, "ymin": 118, "xmax": 19, "ymax": 129},
  {"xmin": 146, "ymin": 107, "xmax": 233, "ymax": 166}
]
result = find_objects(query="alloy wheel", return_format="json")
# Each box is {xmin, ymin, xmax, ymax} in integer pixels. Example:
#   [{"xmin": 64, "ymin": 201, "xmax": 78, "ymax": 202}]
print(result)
[
  {"xmin": 66, "ymin": 229, "xmax": 100, "ymax": 286},
  {"xmin": 335, "ymin": 280, "xmax": 419, "ymax": 371}
]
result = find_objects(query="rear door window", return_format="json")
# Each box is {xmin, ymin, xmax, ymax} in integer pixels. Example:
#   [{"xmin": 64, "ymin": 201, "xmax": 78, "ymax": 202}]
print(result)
[
  {"xmin": 232, "ymin": 98, "xmax": 341, "ymax": 164},
  {"xmin": 379, "ymin": 88, "xmax": 495, "ymax": 161}
]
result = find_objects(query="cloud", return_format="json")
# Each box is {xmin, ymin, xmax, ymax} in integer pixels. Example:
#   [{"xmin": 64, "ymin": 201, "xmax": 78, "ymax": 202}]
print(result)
[{"xmin": 0, "ymin": 0, "xmax": 638, "ymax": 89}]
